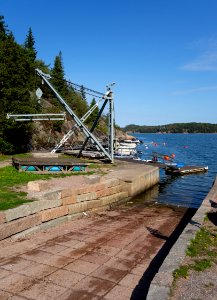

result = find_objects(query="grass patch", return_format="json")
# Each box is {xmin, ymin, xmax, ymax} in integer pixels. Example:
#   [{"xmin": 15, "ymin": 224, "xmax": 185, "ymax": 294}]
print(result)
[
  {"xmin": 0, "ymin": 153, "xmax": 32, "ymax": 162},
  {"xmin": 172, "ymin": 218, "xmax": 217, "ymax": 294},
  {"xmin": 173, "ymin": 265, "xmax": 190, "ymax": 280},
  {"xmin": 186, "ymin": 227, "xmax": 213, "ymax": 257},
  {"xmin": 0, "ymin": 166, "xmax": 94, "ymax": 210},
  {"xmin": 192, "ymin": 259, "xmax": 212, "ymax": 271}
]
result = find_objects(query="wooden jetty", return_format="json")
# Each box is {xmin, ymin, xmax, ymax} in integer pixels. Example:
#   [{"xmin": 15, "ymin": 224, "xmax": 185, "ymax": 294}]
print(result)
[
  {"xmin": 12, "ymin": 157, "xmax": 88, "ymax": 174},
  {"xmin": 115, "ymin": 158, "xmax": 208, "ymax": 176},
  {"xmin": 165, "ymin": 165, "xmax": 208, "ymax": 175}
]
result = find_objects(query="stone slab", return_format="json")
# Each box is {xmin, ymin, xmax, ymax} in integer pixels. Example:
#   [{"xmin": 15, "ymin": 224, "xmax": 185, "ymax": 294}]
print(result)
[
  {"xmin": 4, "ymin": 205, "xmax": 31, "ymax": 222},
  {"xmin": 0, "ymin": 214, "xmax": 42, "ymax": 240},
  {"xmin": 39, "ymin": 206, "xmax": 68, "ymax": 222}
]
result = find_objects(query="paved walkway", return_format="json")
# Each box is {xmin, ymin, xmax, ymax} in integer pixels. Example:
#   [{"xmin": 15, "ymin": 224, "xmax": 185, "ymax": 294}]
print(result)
[{"xmin": 0, "ymin": 202, "xmax": 187, "ymax": 300}]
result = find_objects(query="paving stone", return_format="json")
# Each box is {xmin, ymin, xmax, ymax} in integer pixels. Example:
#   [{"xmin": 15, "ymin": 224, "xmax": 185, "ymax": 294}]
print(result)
[
  {"xmin": 130, "ymin": 263, "xmax": 148, "ymax": 276},
  {"xmin": 103, "ymin": 284, "xmax": 134, "ymax": 299},
  {"xmin": 19, "ymin": 281, "xmax": 69, "ymax": 299},
  {"xmin": 118, "ymin": 273, "xmax": 142, "ymax": 288},
  {"xmin": 81, "ymin": 252, "xmax": 111, "ymax": 265},
  {"xmin": 94, "ymin": 245, "xmax": 121, "ymax": 257},
  {"xmin": 0, "ymin": 290, "xmax": 13, "ymax": 300},
  {"xmin": 21, "ymin": 250, "xmax": 73, "ymax": 268},
  {"xmin": 0, "ymin": 273, "xmax": 33, "ymax": 293},
  {"xmin": 73, "ymin": 276, "xmax": 115, "ymax": 297},
  {"xmin": 90, "ymin": 265, "xmax": 127, "ymax": 283},
  {"xmin": 37, "ymin": 243, "xmax": 68, "ymax": 254},
  {"xmin": 9, "ymin": 296, "xmax": 28, "ymax": 300},
  {"xmin": 18, "ymin": 262, "xmax": 57, "ymax": 279},
  {"xmin": 47, "ymin": 269, "xmax": 85, "ymax": 288},
  {"xmin": 103, "ymin": 238, "xmax": 130, "ymax": 248},
  {"xmin": 104, "ymin": 257, "xmax": 135, "ymax": 271},
  {"xmin": 115, "ymin": 249, "xmax": 144, "ymax": 262},
  {"xmin": 57, "ymin": 247, "xmax": 87, "ymax": 260},
  {"xmin": 4, "ymin": 205, "xmax": 31, "ymax": 222},
  {"xmin": 0, "ymin": 257, "xmax": 35, "ymax": 272},
  {"xmin": 64, "ymin": 259, "xmax": 99, "ymax": 275},
  {"xmin": 60, "ymin": 289, "xmax": 100, "ymax": 300},
  {"xmin": 0, "ymin": 268, "xmax": 12, "ymax": 279}
]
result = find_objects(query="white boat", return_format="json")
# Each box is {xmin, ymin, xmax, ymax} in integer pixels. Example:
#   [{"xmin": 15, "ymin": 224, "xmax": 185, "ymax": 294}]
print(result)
[
  {"xmin": 115, "ymin": 147, "xmax": 137, "ymax": 156},
  {"xmin": 119, "ymin": 142, "xmax": 137, "ymax": 148}
]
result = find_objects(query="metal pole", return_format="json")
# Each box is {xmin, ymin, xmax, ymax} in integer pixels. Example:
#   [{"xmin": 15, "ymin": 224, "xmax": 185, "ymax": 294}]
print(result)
[{"xmin": 108, "ymin": 89, "xmax": 114, "ymax": 163}]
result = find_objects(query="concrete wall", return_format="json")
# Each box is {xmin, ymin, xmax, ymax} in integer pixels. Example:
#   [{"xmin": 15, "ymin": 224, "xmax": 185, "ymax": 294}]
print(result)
[{"xmin": 0, "ymin": 165, "xmax": 159, "ymax": 241}]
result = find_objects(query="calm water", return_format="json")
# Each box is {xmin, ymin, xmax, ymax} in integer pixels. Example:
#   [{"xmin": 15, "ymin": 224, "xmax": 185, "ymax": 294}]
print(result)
[{"xmin": 132, "ymin": 133, "xmax": 217, "ymax": 208}]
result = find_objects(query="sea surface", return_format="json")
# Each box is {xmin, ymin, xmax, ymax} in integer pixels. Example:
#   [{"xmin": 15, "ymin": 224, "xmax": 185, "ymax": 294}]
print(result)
[{"xmin": 131, "ymin": 133, "xmax": 217, "ymax": 208}]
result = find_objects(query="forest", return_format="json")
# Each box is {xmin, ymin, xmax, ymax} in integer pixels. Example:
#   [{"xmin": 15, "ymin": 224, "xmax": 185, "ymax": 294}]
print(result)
[
  {"xmin": 123, "ymin": 123, "xmax": 217, "ymax": 133},
  {"xmin": 1, "ymin": 15, "xmax": 216, "ymax": 155},
  {"xmin": 0, "ymin": 15, "xmax": 101, "ymax": 154}
]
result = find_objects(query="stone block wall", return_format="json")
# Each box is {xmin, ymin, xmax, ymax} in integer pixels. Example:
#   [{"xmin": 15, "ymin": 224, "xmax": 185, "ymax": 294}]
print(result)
[{"xmin": 0, "ymin": 165, "xmax": 159, "ymax": 241}]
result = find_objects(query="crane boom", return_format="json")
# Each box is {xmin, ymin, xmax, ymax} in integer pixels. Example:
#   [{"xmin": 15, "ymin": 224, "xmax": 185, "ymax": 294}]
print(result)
[{"xmin": 35, "ymin": 69, "xmax": 114, "ymax": 162}]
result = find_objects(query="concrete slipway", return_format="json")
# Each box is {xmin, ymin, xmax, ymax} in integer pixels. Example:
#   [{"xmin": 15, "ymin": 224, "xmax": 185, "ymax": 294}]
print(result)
[{"xmin": 0, "ymin": 160, "xmax": 215, "ymax": 299}]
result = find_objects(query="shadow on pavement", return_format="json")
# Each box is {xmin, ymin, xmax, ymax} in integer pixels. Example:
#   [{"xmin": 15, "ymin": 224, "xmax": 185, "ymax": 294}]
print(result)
[
  {"xmin": 130, "ymin": 207, "xmax": 197, "ymax": 300},
  {"xmin": 207, "ymin": 211, "xmax": 217, "ymax": 226}
]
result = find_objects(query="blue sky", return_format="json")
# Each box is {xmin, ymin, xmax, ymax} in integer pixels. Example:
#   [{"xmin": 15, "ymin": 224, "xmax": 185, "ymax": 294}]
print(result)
[{"xmin": 1, "ymin": 0, "xmax": 217, "ymax": 126}]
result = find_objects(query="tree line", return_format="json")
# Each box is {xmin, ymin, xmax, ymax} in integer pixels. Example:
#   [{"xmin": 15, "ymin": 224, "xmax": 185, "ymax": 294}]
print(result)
[
  {"xmin": 0, "ymin": 15, "xmax": 100, "ymax": 154},
  {"xmin": 123, "ymin": 122, "xmax": 217, "ymax": 133}
]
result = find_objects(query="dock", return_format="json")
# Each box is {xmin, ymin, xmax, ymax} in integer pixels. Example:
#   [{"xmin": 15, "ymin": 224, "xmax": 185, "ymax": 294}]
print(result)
[
  {"xmin": 165, "ymin": 165, "xmax": 208, "ymax": 175},
  {"xmin": 115, "ymin": 158, "xmax": 208, "ymax": 175}
]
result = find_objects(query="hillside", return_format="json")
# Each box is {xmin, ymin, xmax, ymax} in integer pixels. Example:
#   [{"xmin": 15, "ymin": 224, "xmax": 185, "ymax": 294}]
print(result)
[
  {"xmin": 0, "ymin": 15, "xmax": 126, "ymax": 154},
  {"xmin": 123, "ymin": 122, "xmax": 217, "ymax": 134}
]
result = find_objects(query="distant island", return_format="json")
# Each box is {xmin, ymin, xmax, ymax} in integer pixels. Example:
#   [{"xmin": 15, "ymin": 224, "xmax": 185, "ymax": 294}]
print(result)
[{"xmin": 122, "ymin": 122, "xmax": 217, "ymax": 134}]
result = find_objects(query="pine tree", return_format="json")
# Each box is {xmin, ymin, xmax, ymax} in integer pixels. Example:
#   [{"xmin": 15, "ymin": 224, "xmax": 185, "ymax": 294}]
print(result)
[
  {"xmin": 80, "ymin": 85, "xmax": 86, "ymax": 101},
  {"xmin": 24, "ymin": 27, "xmax": 37, "ymax": 61},
  {"xmin": 51, "ymin": 51, "xmax": 68, "ymax": 98},
  {"xmin": 88, "ymin": 98, "xmax": 99, "ymax": 125},
  {"xmin": 0, "ymin": 15, "xmax": 8, "ymax": 40}
]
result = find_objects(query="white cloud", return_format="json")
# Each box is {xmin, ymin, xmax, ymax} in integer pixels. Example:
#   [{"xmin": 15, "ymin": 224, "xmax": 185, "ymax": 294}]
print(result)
[
  {"xmin": 180, "ymin": 36, "xmax": 217, "ymax": 71},
  {"xmin": 173, "ymin": 85, "xmax": 217, "ymax": 96},
  {"xmin": 181, "ymin": 52, "xmax": 217, "ymax": 71}
]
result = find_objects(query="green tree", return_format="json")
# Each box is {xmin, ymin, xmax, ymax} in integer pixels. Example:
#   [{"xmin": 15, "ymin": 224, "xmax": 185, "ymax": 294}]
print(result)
[
  {"xmin": 80, "ymin": 85, "xmax": 86, "ymax": 101},
  {"xmin": 0, "ymin": 15, "xmax": 8, "ymax": 39},
  {"xmin": 51, "ymin": 51, "xmax": 68, "ymax": 98},
  {"xmin": 24, "ymin": 27, "xmax": 37, "ymax": 61},
  {"xmin": 88, "ymin": 98, "xmax": 99, "ymax": 125},
  {"xmin": 0, "ymin": 18, "xmax": 37, "ymax": 153}
]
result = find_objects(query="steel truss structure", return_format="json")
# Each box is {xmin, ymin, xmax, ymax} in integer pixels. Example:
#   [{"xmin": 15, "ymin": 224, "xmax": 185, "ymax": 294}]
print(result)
[{"xmin": 7, "ymin": 69, "xmax": 115, "ymax": 162}]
